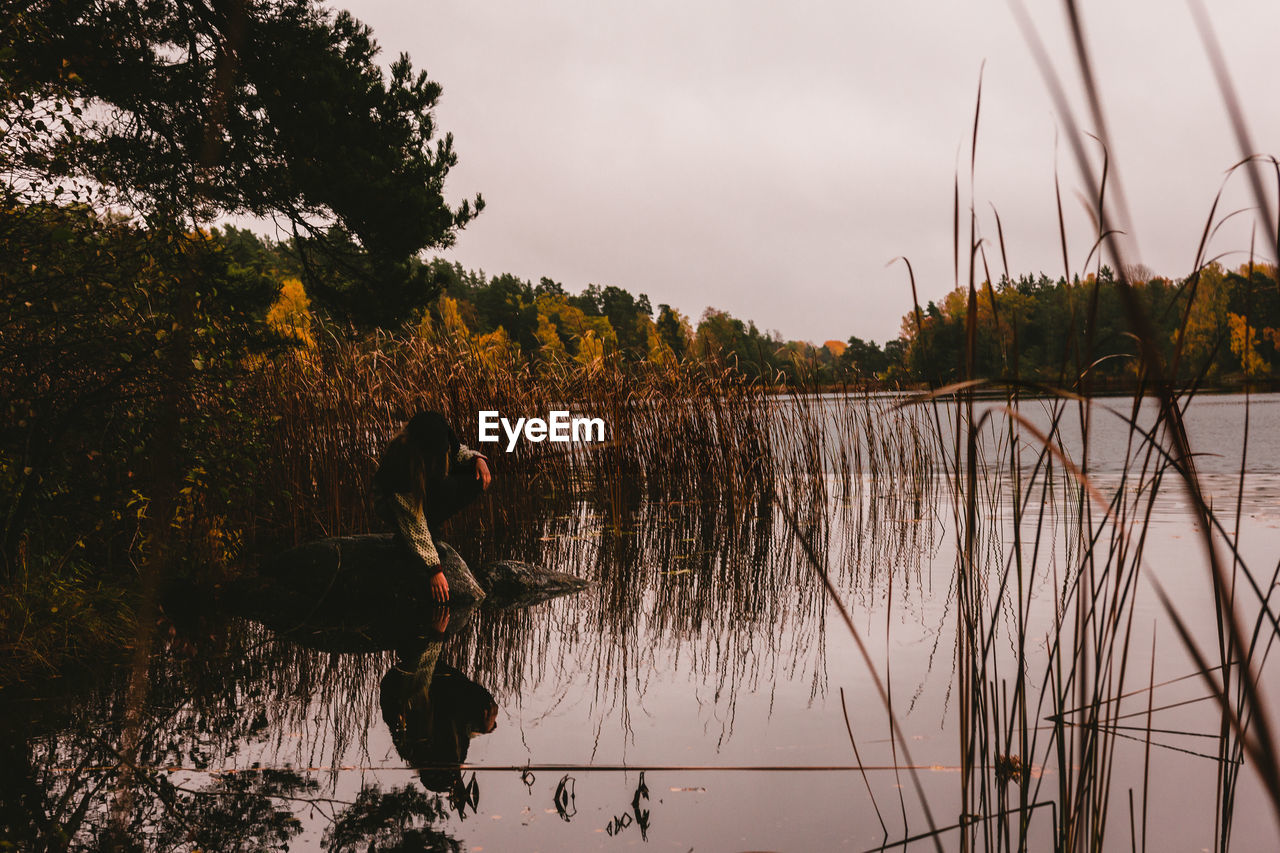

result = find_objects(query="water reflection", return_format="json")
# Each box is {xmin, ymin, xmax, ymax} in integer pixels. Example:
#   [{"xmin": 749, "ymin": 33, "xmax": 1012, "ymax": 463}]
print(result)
[
  {"xmin": 9, "ymin": 394, "xmax": 1280, "ymax": 849},
  {"xmin": 381, "ymin": 612, "xmax": 498, "ymax": 816},
  {"xmin": 0, "ymin": 408, "xmax": 946, "ymax": 849}
]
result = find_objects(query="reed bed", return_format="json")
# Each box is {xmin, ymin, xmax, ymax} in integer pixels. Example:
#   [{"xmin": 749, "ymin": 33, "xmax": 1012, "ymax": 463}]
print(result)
[
  {"xmin": 771, "ymin": 3, "xmax": 1280, "ymax": 847},
  {"xmin": 880, "ymin": 368, "xmax": 1279, "ymax": 852},
  {"xmin": 26, "ymin": 284, "xmax": 1275, "ymax": 850},
  {"xmin": 210, "ymin": 325, "xmax": 938, "ymax": 568}
]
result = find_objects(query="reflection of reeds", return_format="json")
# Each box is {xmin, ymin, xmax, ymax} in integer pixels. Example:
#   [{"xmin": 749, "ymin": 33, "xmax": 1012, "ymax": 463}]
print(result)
[
  {"xmin": 7, "ymin": 440, "xmax": 943, "ymax": 848},
  {"xmin": 210, "ymin": 338, "xmax": 946, "ymax": 765},
  {"xmin": 448, "ymin": 455, "xmax": 940, "ymax": 742}
]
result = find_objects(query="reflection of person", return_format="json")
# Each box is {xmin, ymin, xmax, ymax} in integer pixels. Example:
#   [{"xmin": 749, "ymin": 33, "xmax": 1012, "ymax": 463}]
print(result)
[
  {"xmin": 374, "ymin": 410, "xmax": 493, "ymax": 603},
  {"xmin": 380, "ymin": 637, "xmax": 499, "ymax": 798}
]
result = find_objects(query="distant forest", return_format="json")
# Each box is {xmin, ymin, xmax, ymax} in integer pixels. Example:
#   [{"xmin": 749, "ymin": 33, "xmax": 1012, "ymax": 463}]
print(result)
[{"xmin": 228, "ymin": 226, "xmax": 1280, "ymax": 389}]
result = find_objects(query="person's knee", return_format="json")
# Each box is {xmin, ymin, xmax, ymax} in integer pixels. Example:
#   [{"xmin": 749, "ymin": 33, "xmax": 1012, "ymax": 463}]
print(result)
[
  {"xmin": 424, "ymin": 465, "xmax": 483, "ymax": 527},
  {"xmin": 457, "ymin": 458, "xmax": 485, "ymax": 500},
  {"xmin": 441, "ymin": 458, "xmax": 481, "ymax": 500}
]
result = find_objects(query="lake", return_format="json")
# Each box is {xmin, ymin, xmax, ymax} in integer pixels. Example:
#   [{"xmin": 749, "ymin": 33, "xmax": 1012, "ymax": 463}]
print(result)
[{"xmin": 4, "ymin": 392, "xmax": 1279, "ymax": 851}]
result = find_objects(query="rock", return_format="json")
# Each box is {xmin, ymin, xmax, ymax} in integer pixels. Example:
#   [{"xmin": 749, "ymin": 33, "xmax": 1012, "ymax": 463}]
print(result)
[
  {"xmin": 434, "ymin": 541, "xmax": 489, "ymax": 603},
  {"xmin": 237, "ymin": 536, "xmax": 590, "ymax": 633},
  {"xmin": 472, "ymin": 560, "xmax": 592, "ymax": 609},
  {"xmin": 254, "ymin": 533, "xmax": 486, "ymax": 607}
]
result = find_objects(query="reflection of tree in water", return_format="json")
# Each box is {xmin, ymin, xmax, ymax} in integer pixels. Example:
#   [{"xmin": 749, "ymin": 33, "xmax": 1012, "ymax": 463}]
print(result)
[
  {"xmin": 147, "ymin": 768, "xmax": 316, "ymax": 851},
  {"xmin": 0, "ymin": 623, "xmax": 467, "ymax": 850},
  {"xmin": 2, "ymin": 681, "xmax": 315, "ymax": 850},
  {"xmin": 324, "ymin": 784, "xmax": 461, "ymax": 852},
  {"xmin": 0, "ymin": 623, "xmax": 320, "ymax": 849}
]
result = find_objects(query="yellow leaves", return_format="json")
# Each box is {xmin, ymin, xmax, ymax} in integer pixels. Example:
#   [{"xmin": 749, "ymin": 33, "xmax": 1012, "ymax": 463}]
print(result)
[
  {"xmin": 473, "ymin": 326, "xmax": 516, "ymax": 369},
  {"xmin": 535, "ymin": 293, "xmax": 618, "ymax": 355},
  {"xmin": 574, "ymin": 329, "xmax": 604, "ymax": 366},
  {"xmin": 1181, "ymin": 263, "xmax": 1229, "ymax": 369},
  {"xmin": 535, "ymin": 311, "xmax": 568, "ymax": 359},
  {"xmin": 265, "ymin": 277, "xmax": 314, "ymax": 349},
  {"xmin": 438, "ymin": 295, "xmax": 469, "ymax": 337},
  {"xmin": 646, "ymin": 322, "xmax": 673, "ymax": 366},
  {"xmin": 1228, "ymin": 312, "xmax": 1271, "ymax": 377}
]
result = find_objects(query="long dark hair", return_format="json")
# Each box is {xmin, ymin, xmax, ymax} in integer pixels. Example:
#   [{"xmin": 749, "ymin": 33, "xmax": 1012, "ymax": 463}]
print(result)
[{"xmin": 374, "ymin": 410, "xmax": 459, "ymax": 510}]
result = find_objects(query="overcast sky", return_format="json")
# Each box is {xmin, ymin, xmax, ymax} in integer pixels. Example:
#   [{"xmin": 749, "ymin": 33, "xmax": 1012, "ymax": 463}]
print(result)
[{"xmin": 333, "ymin": 0, "xmax": 1280, "ymax": 345}]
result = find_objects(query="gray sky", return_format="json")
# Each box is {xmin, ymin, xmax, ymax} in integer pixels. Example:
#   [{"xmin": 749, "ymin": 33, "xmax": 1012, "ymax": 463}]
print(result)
[{"xmin": 335, "ymin": 0, "xmax": 1280, "ymax": 345}]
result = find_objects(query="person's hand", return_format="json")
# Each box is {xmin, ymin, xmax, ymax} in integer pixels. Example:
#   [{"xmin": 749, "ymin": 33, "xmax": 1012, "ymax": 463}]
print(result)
[
  {"xmin": 428, "ymin": 605, "xmax": 449, "ymax": 635},
  {"xmin": 429, "ymin": 571, "xmax": 449, "ymax": 604},
  {"xmin": 475, "ymin": 456, "xmax": 492, "ymax": 491}
]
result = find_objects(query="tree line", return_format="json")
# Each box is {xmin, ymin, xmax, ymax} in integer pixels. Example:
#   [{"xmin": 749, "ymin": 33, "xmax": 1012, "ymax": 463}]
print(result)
[
  {"xmin": 242, "ymin": 228, "xmax": 1280, "ymax": 390},
  {"xmin": 901, "ymin": 265, "xmax": 1280, "ymax": 388}
]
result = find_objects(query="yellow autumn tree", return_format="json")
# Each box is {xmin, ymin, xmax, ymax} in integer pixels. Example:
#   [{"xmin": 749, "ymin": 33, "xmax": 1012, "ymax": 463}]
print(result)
[
  {"xmin": 575, "ymin": 329, "xmax": 605, "ymax": 366},
  {"xmin": 1228, "ymin": 312, "xmax": 1270, "ymax": 377},
  {"xmin": 265, "ymin": 277, "xmax": 314, "ymax": 348},
  {"xmin": 473, "ymin": 327, "xmax": 517, "ymax": 370},
  {"xmin": 1180, "ymin": 263, "xmax": 1229, "ymax": 374},
  {"xmin": 438, "ymin": 295, "xmax": 469, "ymax": 337},
  {"xmin": 534, "ymin": 312, "xmax": 569, "ymax": 361},
  {"xmin": 646, "ymin": 321, "xmax": 673, "ymax": 366},
  {"xmin": 535, "ymin": 293, "xmax": 617, "ymax": 357}
]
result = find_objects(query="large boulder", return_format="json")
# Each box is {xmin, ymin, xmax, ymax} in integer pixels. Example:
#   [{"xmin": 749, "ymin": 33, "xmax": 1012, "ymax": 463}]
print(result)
[
  {"xmin": 472, "ymin": 559, "xmax": 592, "ymax": 609},
  {"xmin": 256, "ymin": 534, "xmax": 486, "ymax": 606},
  {"xmin": 234, "ymin": 535, "xmax": 590, "ymax": 642},
  {"xmin": 434, "ymin": 541, "xmax": 489, "ymax": 603}
]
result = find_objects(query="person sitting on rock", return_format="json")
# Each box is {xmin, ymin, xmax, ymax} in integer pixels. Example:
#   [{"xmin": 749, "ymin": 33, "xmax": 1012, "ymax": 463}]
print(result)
[{"xmin": 374, "ymin": 410, "xmax": 492, "ymax": 603}]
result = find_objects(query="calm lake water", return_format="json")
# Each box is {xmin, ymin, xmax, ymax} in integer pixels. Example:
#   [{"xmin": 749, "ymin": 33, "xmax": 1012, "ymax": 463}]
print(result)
[{"xmin": 5, "ymin": 393, "xmax": 1280, "ymax": 850}]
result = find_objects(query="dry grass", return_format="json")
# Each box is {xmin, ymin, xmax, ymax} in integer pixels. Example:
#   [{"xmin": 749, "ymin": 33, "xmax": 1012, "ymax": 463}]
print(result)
[{"xmin": 217, "ymin": 327, "xmax": 936, "ymax": 561}]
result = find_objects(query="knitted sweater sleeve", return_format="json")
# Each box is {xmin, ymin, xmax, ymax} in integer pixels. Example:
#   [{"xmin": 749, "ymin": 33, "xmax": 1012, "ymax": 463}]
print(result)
[
  {"xmin": 389, "ymin": 492, "xmax": 441, "ymax": 571},
  {"xmin": 456, "ymin": 443, "xmax": 485, "ymax": 464}
]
